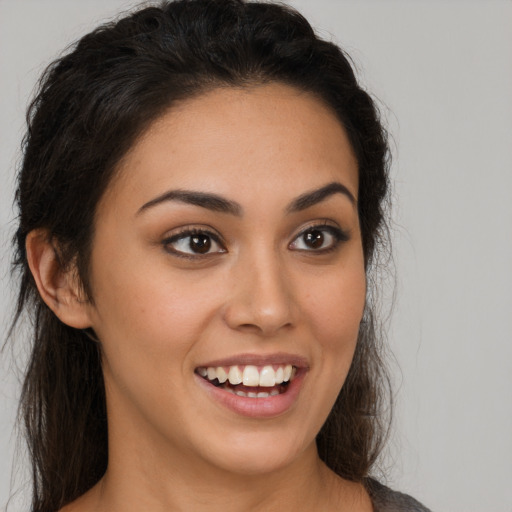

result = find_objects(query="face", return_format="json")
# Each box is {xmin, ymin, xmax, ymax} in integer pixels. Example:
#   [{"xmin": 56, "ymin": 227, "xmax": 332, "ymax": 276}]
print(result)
[{"xmin": 84, "ymin": 84, "xmax": 366, "ymax": 477}]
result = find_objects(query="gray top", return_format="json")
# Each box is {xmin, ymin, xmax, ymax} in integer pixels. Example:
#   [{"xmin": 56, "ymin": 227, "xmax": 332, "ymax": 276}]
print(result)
[{"xmin": 366, "ymin": 479, "xmax": 432, "ymax": 512}]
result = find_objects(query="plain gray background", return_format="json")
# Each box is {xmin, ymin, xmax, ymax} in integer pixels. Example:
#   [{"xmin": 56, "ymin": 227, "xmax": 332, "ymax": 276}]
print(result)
[{"xmin": 1, "ymin": 1, "xmax": 511, "ymax": 510}]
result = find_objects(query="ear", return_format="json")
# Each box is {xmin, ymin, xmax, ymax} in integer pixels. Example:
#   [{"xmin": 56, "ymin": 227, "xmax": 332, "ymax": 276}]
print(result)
[{"xmin": 26, "ymin": 229, "xmax": 92, "ymax": 329}]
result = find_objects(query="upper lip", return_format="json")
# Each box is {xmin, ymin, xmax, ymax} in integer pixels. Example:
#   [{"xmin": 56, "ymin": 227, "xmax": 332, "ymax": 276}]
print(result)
[{"xmin": 196, "ymin": 352, "xmax": 309, "ymax": 369}]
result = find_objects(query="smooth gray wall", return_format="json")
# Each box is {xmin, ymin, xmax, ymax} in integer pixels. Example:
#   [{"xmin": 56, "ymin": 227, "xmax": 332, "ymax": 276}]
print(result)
[{"xmin": 1, "ymin": 1, "xmax": 511, "ymax": 510}]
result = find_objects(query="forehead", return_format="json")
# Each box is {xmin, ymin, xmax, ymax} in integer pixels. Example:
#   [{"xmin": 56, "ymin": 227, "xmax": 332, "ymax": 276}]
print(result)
[{"xmin": 101, "ymin": 83, "xmax": 358, "ymax": 214}]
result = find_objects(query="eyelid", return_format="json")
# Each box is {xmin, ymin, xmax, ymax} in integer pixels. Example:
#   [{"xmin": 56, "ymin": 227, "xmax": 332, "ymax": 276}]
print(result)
[
  {"xmin": 288, "ymin": 221, "xmax": 349, "ymax": 252},
  {"xmin": 161, "ymin": 226, "xmax": 226, "ymax": 259}
]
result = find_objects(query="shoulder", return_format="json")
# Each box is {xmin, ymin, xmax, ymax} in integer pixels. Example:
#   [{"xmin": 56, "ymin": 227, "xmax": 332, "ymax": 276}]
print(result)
[{"xmin": 365, "ymin": 478, "xmax": 432, "ymax": 512}]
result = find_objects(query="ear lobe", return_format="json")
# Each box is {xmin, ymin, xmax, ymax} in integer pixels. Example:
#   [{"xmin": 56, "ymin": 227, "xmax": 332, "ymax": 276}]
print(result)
[{"xmin": 26, "ymin": 229, "xmax": 92, "ymax": 329}]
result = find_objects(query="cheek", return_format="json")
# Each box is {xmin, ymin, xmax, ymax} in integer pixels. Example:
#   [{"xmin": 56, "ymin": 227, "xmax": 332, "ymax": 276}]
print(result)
[
  {"xmin": 87, "ymin": 259, "xmax": 223, "ymax": 427},
  {"xmin": 91, "ymin": 269, "xmax": 210, "ymax": 354},
  {"xmin": 87, "ymin": 242, "xmax": 230, "ymax": 384},
  {"xmin": 295, "ymin": 264, "xmax": 366, "ymax": 437},
  {"xmin": 304, "ymin": 267, "xmax": 366, "ymax": 347}
]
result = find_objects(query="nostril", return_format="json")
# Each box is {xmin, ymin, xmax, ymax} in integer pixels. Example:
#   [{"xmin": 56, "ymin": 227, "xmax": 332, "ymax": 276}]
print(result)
[{"xmin": 235, "ymin": 320, "xmax": 293, "ymax": 336}]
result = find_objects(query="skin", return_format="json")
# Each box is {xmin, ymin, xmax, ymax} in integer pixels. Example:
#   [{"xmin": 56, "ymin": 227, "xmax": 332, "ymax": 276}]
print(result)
[{"xmin": 27, "ymin": 84, "xmax": 372, "ymax": 511}]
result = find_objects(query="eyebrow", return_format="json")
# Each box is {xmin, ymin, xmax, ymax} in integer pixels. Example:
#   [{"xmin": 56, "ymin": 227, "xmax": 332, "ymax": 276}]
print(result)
[
  {"xmin": 137, "ymin": 181, "xmax": 356, "ymax": 216},
  {"xmin": 285, "ymin": 181, "xmax": 356, "ymax": 213},
  {"xmin": 137, "ymin": 189, "xmax": 242, "ymax": 216}
]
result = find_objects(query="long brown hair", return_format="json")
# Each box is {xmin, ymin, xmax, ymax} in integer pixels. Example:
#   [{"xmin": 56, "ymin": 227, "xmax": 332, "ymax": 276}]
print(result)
[{"xmin": 11, "ymin": 1, "xmax": 391, "ymax": 510}]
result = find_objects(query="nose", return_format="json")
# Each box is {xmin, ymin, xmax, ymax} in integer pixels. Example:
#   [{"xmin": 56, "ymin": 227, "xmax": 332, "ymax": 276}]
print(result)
[{"xmin": 222, "ymin": 249, "xmax": 295, "ymax": 337}]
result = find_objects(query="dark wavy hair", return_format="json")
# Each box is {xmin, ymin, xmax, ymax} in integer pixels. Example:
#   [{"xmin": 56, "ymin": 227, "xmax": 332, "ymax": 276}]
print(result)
[{"xmin": 11, "ymin": 1, "xmax": 391, "ymax": 511}]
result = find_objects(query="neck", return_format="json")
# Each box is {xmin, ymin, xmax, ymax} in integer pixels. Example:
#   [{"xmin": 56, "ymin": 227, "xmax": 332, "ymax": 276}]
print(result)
[
  {"xmin": 100, "ymin": 442, "xmax": 337, "ymax": 512},
  {"xmin": 69, "ymin": 432, "xmax": 365, "ymax": 512},
  {"xmin": 63, "ymin": 387, "xmax": 371, "ymax": 512}
]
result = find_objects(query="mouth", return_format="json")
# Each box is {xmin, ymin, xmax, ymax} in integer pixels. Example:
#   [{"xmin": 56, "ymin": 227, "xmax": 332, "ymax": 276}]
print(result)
[{"xmin": 196, "ymin": 364, "xmax": 297, "ymax": 398}]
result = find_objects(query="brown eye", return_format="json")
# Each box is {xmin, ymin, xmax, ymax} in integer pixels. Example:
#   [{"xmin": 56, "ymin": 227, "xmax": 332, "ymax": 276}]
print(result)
[
  {"xmin": 289, "ymin": 225, "xmax": 349, "ymax": 252},
  {"xmin": 303, "ymin": 230, "xmax": 324, "ymax": 249},
  {"xmin": 163, "ymin": 229, "xmax": 226, "ymax": 258},
  {"xmin": 190, "ymin": 234, "xmax": 211, "ymax": 253}
]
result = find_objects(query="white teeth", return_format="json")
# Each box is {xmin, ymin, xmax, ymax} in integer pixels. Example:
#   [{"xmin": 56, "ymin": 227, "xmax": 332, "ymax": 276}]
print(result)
[
  {"xmin": 257, "ymin": 391, "xmax": 270, "ymax": 398},
  {"xmin": 242, "ymin": 365, "xmax": 260, "ymax": 386},
  {"xmin": 199, "ymin": 363, "xmax": 297, "ymax": 387},
  {"xmin": 259, "ymin": 365, "xmax": 276, "ymax": 387},
  {"xmin": 216, "ymin": 366, "xmax": 228, "ymax": 384},
  {"xmin": 270, "ymin": 389, "xmax": 280, "ymax": 396},
  {"xmin": 283, "ymin": 364, "xmax": 293, "ymax": 382},
  {"xmin": 248, "ymin": 392, "xmax": 257, "ymax": 398},
  {"xmin": 228, "ymin": 366, "xmax": 243, "ymax": 385}
]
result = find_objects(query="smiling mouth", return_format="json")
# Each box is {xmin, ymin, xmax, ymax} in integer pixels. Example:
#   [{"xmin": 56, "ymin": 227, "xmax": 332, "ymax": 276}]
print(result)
[{"xmin": 196, "ymin": 364, "xmax": 297, "ymax": 398}]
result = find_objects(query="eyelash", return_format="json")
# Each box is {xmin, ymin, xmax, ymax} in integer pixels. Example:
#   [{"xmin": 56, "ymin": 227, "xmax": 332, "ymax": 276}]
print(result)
[
  {"xmin": 161, "ymin": 223, "xmax": 349, "ymax": 260},
  {"xmin": 289, "ymin": 223, "xmax": 349, "ymax": 253},
  {"xmin": 162, "ymin": 227, "xmax": 226, "ymax": 260}
]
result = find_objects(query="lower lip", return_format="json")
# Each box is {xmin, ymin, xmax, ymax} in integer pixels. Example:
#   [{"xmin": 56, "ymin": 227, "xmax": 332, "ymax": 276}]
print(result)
[{"xmin": 195, "ymin": 371, "xmax": 306, "ymax": 418}]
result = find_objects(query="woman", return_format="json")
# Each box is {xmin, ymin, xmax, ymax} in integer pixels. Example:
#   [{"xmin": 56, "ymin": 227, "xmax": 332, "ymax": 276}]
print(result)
[{"xmin": 12, "ymin": 0, "xmax": 431, "ymax": 510}]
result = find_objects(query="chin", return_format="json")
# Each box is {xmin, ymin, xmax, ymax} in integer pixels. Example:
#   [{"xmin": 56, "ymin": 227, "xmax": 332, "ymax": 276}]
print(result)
[{"xmin": 189, "ymin": 422, "xmax": 318, "ymax": 477}]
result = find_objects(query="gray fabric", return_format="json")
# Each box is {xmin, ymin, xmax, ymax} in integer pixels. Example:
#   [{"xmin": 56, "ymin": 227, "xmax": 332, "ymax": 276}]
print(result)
[{"xmin": 366, "ymin": 479, "xmax": 432, "ymax": 512}]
